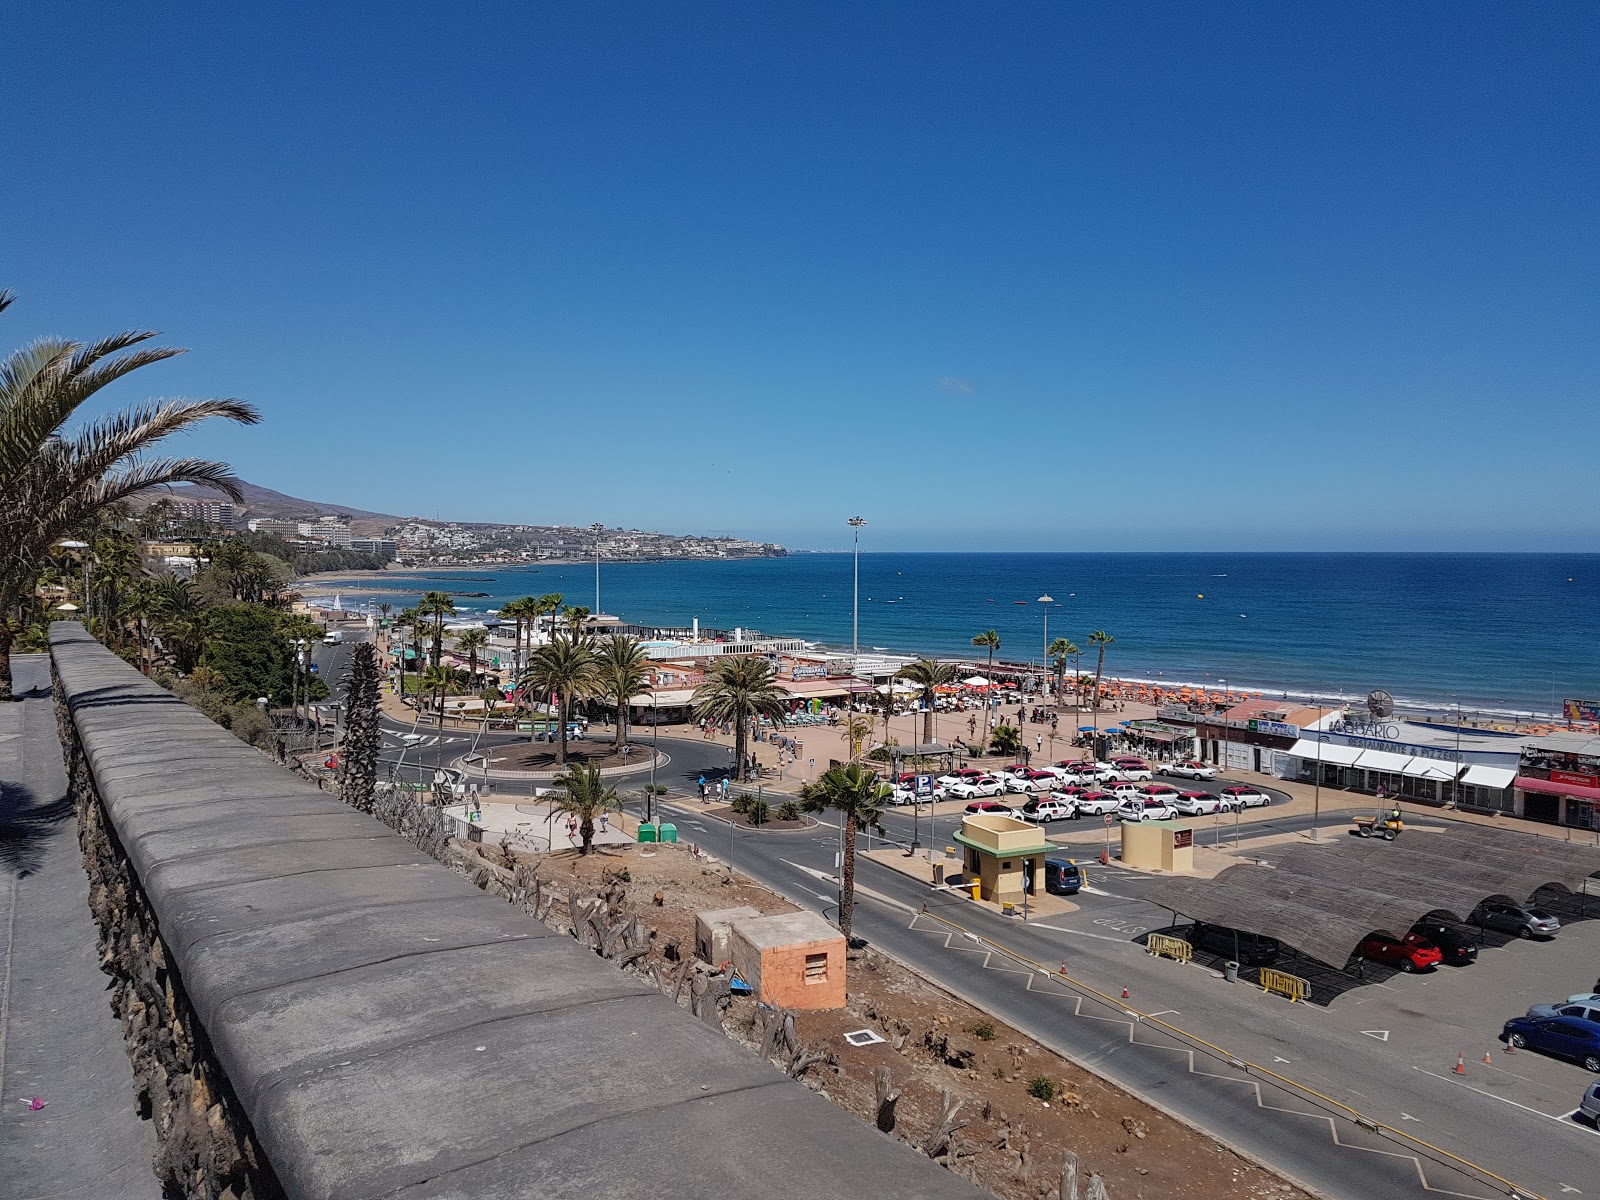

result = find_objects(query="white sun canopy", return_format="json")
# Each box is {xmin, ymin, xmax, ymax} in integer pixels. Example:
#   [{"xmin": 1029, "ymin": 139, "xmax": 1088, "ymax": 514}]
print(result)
[
  {"xmin": 1288, "ymin": 739, "xmax": 1363, "ymax": 767},
  {"xmin": 1461, "ymin": 764, "xmax": 1516, "ymax": 790}
]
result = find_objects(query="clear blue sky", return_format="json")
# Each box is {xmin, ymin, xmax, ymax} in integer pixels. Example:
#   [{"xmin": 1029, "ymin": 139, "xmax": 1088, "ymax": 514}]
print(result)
[{"xmin": 6, "ymin": 2, "xmax": 1596, "ymax": 551}]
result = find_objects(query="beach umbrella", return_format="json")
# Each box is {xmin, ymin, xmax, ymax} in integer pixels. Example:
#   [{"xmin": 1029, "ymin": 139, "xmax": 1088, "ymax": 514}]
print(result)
[
  {"xmin": 1078, "ymin": 725, "xmax": 1095, "ymax": 732},
  {"xmin": 964, "ymin": 675, "xmax": 991, "ymax": 687}
]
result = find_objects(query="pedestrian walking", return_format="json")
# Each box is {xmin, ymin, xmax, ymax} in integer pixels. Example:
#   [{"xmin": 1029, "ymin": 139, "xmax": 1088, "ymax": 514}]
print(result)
[
  {"xmin": 599, "ymin": 812, "xmax": 610, "ymax": 834},
  {"xmin": 1036, "ymin": 734, "xmax": 1043, "ymax": 753}
]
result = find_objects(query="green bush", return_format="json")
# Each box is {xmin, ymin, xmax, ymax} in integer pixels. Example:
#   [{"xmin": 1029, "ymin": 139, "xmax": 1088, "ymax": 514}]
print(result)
[
  {"xmin": 970, "ymin": 1021, "xmax": 996, "ymax": 1041},
  {"xmin": 1026, "ymin": 1076, "xmax": 1055, "ymax": 1102},
  {"xmin": 730, "ymin": 793, "xmax": 753, "ymax": 815},
  {"xmin": 776, "ymin": 800, "xmax": 800, "ymax": 822},
  {"xmin": 746, "ymin": 798, "xmax": 770, "ymax": 825}
]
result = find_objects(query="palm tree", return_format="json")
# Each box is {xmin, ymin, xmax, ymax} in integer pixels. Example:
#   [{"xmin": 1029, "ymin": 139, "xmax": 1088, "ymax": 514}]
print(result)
[
  {"xmin": 150, "ymin": 576, "xmax": 209, "ymax": 674},
  {"xmin": 1048, "ymin": 637, "xmax": 1079, "ymax": 703},
  {"xmin": 418, "ymin": 591, "xmax": 455, "ymax": 668},
  {"xmin": 377, "ymin": 602, "xmax": 392, "ymax": 623},
  {"xmin": 563, "ymin": 604, "xmax": 591, "ymax": 636},
  {"xmin": 340, "ymin": 642, "xmax": 381, "ymax": 813},
  {"xmin": 452, "ymin": 627, "xmax": 488, "ymax": 687},
  {"xmin": 990, "ymin": 723, "xmax": 1022, "ymax": 758},
  {"xmin": 844, "ymin": 712, "xmax": 875, "ymax": 761},
  {"xmin": 534, "ymin": 592, "xmax": 564, "ymax": 644},
  {"xmin": 552, "ymin": 761, "xmax": 618, "ymax": 855},
  {"xmin": 500, "ymin": 596, "xmax": 535, "ymax": 677},
  {"xmin": 971, "ymin": 630, "xmax": 1000, "ymax": 680},
  {"xmin": 518, "ymin": 632, "xmax": 600, "ymax": 765},
  {"xmin": 598, "ymin": 634, "xmax": 651, "ymax": 751},
  {"xmin": 420, "ymin": 663, "xmax": 462, "ymax": 723},
  {"xmin": 799, "ymin": 763, "xmax": 891, "ymax": 943},
  {"xmin": 895, "ymin": 658, "xmax": 958, "ymax": 745},
  {"xmin": 692, "ymin": 655, "xmax": 789, "ymax": 782},
  {"xmin": 1087, "ymin": 630, "xmax": 1115, "ymax": 710},
  {"xmin": 0, "ymin": 291, "xmax": 259, "ymax": 698}
]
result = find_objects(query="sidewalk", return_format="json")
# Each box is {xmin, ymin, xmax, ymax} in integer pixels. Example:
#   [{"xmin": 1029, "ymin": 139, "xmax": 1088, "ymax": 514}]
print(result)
[{"xmin": 0, "ymin": 655, "xmax": 161, "ymax": 1199}]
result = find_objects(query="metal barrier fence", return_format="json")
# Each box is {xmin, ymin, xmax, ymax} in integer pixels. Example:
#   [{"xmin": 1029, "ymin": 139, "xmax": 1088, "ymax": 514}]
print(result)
[
  {"xmin": 1146, "ymin": 933, "xmax": 1192, "ymax": 963},
  {"xmin": 1259, "ymin": 967, "xmax": 1310, "ymax": 1004}
]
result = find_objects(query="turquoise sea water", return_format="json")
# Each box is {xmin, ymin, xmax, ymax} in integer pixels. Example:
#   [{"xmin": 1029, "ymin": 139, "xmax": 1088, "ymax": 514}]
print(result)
[{"xmin": 314, "ymin": 552, "xmax": 1600, "ymax": 717}]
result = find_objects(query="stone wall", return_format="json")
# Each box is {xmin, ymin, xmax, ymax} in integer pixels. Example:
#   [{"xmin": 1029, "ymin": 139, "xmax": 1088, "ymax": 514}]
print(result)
[{"xmin": 49, "ymin": 623, "xmax": 981, "ymax": 1200}]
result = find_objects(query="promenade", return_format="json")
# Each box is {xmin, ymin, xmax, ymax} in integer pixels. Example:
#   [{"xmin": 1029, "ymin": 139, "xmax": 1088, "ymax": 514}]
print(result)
[{"xmin": 0, "ymin": 654, "xmax": 160, "ymax": 1200}]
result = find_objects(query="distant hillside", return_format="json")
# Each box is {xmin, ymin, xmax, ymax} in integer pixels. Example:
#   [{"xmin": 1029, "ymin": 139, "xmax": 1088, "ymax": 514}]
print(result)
[{"xmin": 135, "ymin": 481, "xmax": 402, "ymax": 537}]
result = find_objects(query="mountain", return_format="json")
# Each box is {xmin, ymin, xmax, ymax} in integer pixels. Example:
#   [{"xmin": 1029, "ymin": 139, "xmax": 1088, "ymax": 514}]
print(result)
[{"xmin": 136, "ymin": 481, "xmax": 402, "ymax": 536}]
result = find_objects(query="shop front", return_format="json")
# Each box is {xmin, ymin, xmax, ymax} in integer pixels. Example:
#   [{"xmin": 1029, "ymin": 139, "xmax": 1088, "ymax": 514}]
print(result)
[{"xmin": 1517, "ymin": 734, "xmax": 1600, "ymax": 829}]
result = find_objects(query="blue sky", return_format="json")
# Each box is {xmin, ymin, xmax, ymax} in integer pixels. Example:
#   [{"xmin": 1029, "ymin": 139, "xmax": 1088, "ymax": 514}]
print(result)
[{"xmin": 5, "ymin": 2, "xmax": 1597, "ymax": 551}]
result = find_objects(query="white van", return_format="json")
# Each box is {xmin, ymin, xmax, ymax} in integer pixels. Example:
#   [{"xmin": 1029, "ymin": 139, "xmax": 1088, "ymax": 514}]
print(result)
[{"xmin": 322, "ymin": 630, "xmax": 344, "ymax": 645}]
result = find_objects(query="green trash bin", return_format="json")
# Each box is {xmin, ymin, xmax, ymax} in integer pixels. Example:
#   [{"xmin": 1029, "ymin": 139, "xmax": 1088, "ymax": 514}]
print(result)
[
  {"xmin": 659, "ymin": 822, "xmax": 678, "ymax": 844},
  {"xmin": 638, "ymin": 822, "xmax": 658, "ymax": 844}
]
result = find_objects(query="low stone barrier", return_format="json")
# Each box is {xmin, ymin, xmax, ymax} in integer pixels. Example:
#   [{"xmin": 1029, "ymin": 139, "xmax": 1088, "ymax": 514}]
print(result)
[{"xmin": 51, "ymin": 624, "xmax": 978, "ymax": 1200}]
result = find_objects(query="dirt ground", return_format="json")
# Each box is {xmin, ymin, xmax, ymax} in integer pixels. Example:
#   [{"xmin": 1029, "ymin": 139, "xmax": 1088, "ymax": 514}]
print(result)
[{"xmin": 529, "ymin": 840, "xmax": 1309, "ymax": 1200}]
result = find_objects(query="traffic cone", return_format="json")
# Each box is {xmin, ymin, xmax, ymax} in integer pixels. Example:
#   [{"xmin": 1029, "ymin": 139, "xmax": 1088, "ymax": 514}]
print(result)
[
  {"xmin": 1060, "ymin": 962, "xmax": 1069, "ymax": 975},
  {"xmin": 1454, "ymin": 1052, "xmax": 1466, "ymax": 1075},
  {"xmin": 1482, "ymin": 1051, "xmax": 1493, "ymax": 1065},
  {"xmin": 1503, "ymin": 1041, "xmax": 1515, "ymax": 1054},
  {"xmin": 1122, "ymin": 986, "xmax": 1130, "ymax": 999}
]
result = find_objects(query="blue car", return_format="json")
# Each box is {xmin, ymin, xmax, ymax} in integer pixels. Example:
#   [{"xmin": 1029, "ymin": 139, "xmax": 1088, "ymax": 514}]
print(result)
[{"xmin": 1502, "ymin": 1014, "xmax": 1600, "ymax": 1073}]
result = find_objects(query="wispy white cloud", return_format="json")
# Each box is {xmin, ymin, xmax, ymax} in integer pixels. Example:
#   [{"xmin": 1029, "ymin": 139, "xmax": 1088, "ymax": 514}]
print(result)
[{"xmin": 937, "ymin": 376, "xmax": 974, "ymax": 394}]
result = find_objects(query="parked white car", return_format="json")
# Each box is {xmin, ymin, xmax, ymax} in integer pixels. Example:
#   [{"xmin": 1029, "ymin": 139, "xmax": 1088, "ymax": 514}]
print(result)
[
  {"xmin": 1108, "ymin": 781, "xmax": 1144, "ymax": 801},
  {"xmin": 1018, "ymin": 797, "xmax": 1075, "ymax": 823},
  {"xmin": 1114, "ymin": 765, "xmax": 1154, "ymax": 782},
  {"xmin": 1117, "ymin": 797, "xmax": 1178, "ymax": 822},
  {"xmin": 947, "ymin": 776, "xmax": 1005, "ymax": 799},
  {"xmin": 890, "ymin": 784, "xmax": 944, "ymax": 806},
  {"xmin": 1003, "ymin": 774, "xmax": 1049, "ymax": 794},
  {"xmin": 1070, "ymin": 791, "xmax": 1121, "ymax": 817},
  {"xmin": 1162, "ymin": 760, "xmax": 1217, "ymax": 780},
  {"xmin": 1218, "ymin": 786, "xmax": 1272, "ymax": 808},
  {"xmin": 1171, "ymin": 790, "xmax": 1230, "ymax": 815}
]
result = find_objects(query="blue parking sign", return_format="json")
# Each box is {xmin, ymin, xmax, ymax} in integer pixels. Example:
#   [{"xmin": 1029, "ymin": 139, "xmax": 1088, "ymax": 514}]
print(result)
[{"xmin": 914, "ymin": 774, "xmax": 934, "ymax": 797}]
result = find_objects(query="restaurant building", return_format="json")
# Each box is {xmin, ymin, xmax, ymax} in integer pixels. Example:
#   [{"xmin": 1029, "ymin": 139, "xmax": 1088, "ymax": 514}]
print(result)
[
  {"xmin": 1282, "ymin": 713, "xmax": 1521, "ymax": 812},
  {"xmin": 1516, "ymin": 733, "xmax": 1600, "ymax": 830},
  {"xmin": 1165, "ymin": 699, "xmax": 1327, "ymax": 774}
]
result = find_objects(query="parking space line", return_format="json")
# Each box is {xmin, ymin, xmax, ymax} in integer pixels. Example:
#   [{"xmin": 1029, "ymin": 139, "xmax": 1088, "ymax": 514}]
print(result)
[{"xmin": 1413, "ymin": 1066, "xmax": 1580, "ymax": 1127}]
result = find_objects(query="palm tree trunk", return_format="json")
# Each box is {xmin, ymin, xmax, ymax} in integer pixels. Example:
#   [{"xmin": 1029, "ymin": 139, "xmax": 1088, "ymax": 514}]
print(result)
[
  {"xmin": 1094, "ymin": 645, "xmax": 1106, "ymax": 710},
  {"xmin": 0, "ymin": 622, "xmax": 14, "ymax": 702},
  {"xmin": 614, "ymin": 694, "xmax": 627, "ymax": 752},
  {"xmin": 580, "ymin": 817, "xmax": 594, "ymax": 855},
  {"xmin": 556, "ymin": 691, "xmax": 568, "ymax": 766},
  {"xmin": 734, "ymin": 712, "xmax": 748, "ymax": 781},
  {"xmin": 922, "ymin": 689, "xmax": 934, "ymax": 745},
  {"xmin": 840, "ymin": 812, "xmax": 857, "ymax": 942}
]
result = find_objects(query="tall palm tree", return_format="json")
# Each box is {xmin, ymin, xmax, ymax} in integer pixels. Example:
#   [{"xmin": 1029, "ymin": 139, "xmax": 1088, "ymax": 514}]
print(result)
[
  {"xmin": 419, "ymin": 663, "xmax": 462, "ymax": 723},
  {"xmin": 518, "ymin": 632, "xmax": 600, "ymax": 766},
  {"xmin": 150, "ymin": 576, "xmax": 209, "ymax": 674},
  {"xmin": 562, "ymin": 604, "xmax": 591, "ymax": 637},
  {"xmin": 377, "ymin": 602, "xmax": 392, "ymax": 623},
  {"xmin": 0, "ymin": 290, "xmax": 259, "ymax": 698},
  {"xmin": 895, "ymin": 657, "xmax": 959, "ymax": 745},
  {"xmin": 500, "ymin": 596, "xmax": 535, "ymax": 677},
  {"xmin": 340, "ymin": 642, "xmax": 381, "ymax": 813},
  {"xmin": 971, "ymin": 629, "xmax": 1000, "ymax": 681},
  {"xmin": 1088, "ymin": 630, "xmax": 1114, "ymax": 710},
  {"xmin": 692, "ymin": 655, "xmax": 789, "ymax": 782},
  {"xmin": 418, "ymin": 590, "xmax": 455, "ymax": 668},
  {"xmin": 452, "ymin": 627, "xmax": 488, "ymax": 687},
  {"xmin": 844, "ymin": 712, "xmax": 875, "ymax": 761},
  {"xmin": 1048, "ymin": 637, "xmax": 1079, "ymax": 702},
  {"xmin": 397, "ymin": 606, "xmax": 423, "ymax": 688},
  {"xmin": 598, "ymin": 634, "xmax": 651, "ymax": 751},
  {"xmin": 534, "ymin": 592, "xmax": 564, "ymax": 644},
  {"xmin": 799, "ymin": 763, "xmax": 891, "ymax": 943},
  {"xmin": 552, "ymin": 761, "xmax": 618, "ymax": 855}
]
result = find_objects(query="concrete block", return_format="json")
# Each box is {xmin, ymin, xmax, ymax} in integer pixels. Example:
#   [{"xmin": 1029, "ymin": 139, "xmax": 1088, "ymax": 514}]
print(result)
[
  {"xmin": 694, "ymin": 905, "xmax": 761, "ymax": 966},
  {"xmin": 731, "ymin": 911, "xmax": 846, "ymax": 1010}
]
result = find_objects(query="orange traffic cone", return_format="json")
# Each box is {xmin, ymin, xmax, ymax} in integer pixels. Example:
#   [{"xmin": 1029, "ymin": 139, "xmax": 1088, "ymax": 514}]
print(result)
[
  {"xmin": 1482, "ymin": 1051, "xmax": 1493, "ymax": 1065},
  {"xmin": 1454, "ymin": 1052, "xmax": 1466, "ymax": 1075},
  {"xmin": 1122, "ymin": 986, "xmax": 1130, "ymax": 999},
  {"xmin": 1060, "ymin": 962, "xmax": 1068, "ymax": 975},
  {"xmin": 1503, "ymin": 1041, "xmax": 1515, "ymax": 1054}
]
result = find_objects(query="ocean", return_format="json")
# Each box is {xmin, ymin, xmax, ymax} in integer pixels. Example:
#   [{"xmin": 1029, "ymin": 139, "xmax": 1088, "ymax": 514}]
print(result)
[{"xmin": 310, "ymin": 552, "xmax": 1600, "ymax": 718}]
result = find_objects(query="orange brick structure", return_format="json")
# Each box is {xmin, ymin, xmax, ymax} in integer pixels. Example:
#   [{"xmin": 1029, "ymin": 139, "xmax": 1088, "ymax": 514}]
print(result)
[{"xmin": 730, "ymin": 911, "xmax": 846, "ymax": 1011}]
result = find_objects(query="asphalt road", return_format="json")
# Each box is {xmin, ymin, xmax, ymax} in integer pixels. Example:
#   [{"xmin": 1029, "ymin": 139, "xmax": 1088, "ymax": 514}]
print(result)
[{"xmin": 647, "ymin": 736, "xmax": 1600, "ymax": 1200}]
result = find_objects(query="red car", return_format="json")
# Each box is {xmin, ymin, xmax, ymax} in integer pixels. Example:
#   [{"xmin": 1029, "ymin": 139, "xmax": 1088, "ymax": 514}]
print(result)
[
  {"xmin": 1356, "ymin": 932, "xmax": 1443, "ymax": 973},
  {"xmin": 1114, "ymin": 756, "xmax": 1148, "ymax": 769}
]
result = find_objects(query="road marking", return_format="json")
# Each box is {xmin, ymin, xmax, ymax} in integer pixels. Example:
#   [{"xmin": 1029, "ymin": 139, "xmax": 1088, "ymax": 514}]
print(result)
[
  {"xmin": 1273, "ymin": 1056, "xmax": 1291, "ymax": 1064},
  {"xmin": 780, "ymin": 858, "xmax": 838, "ymax": 886},
  {"xmin": 1028, "ymin": 923, "xmax": 1139, "ymax": 944},
  {"xmin": 1400, "ymin": 1112, "xmax": 1418, "ymax": 1121},
  {"xmin": 1413, "ymin": 1066, "xmax": 1580, "ymax": 1127},
  {"xmin": 1361, "ymin": 1030, "xmax": 1390, "ymax": 1041}
]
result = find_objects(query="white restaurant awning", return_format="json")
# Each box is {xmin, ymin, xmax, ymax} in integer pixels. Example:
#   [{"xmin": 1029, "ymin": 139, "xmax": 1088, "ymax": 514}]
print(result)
[
  {"xmin": 1353, "ymin": 748, "xmax": 1413, "ymax": 773},
  {"xmin": 1401, "ymin": 758, "xmax": 1459, "ymax": 781},
  {"xmin": 1288, "ymin": 739, "xmax": 1363, "ymax": 767},
  {"xmin": 1461, "ymin": 764, "xmax": 1516, "ymax": 790}
]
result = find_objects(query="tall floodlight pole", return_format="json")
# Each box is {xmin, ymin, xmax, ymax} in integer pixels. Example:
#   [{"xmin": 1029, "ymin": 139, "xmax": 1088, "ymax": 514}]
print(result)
[
  {"xmin": 1311, "ymin": 695, "xmax": 1322, "ymax": 842},
  {"xmin": 1038, "ymin": 595, "xmax": 1054, "ymax": 698},
  {"xmin": 590, "ymin": 522, "xmax": 604, "ymax": 614},
  {"xmin": 848, "ymin": 517, "xmax": 867, "ymax": 660}
]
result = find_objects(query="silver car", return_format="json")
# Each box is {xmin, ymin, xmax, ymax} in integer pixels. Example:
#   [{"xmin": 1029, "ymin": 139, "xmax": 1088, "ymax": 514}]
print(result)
[
  {"xmin": 1470, "ymin": 899, "xmax": 1561, "ymax": 939},
  {"xmin": 1580, "ymin": 1080, "xmax": 1600, "ymax": 1126}
]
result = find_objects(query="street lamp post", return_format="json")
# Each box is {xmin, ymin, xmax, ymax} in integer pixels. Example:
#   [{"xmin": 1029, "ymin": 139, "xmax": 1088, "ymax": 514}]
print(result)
[
  {"xmin": 1038, "ymin": 595, "xmax": 1054, "ymax": 698},
  {"xmin": 590, "ymin": 522, "xmax": 605, "ymax": 614},
  {"xmin": 1311, "ymin": 695, "xmax": 1322, "ymax": 842},
  {"xmin": 848, "ymin": 517, "xmax": 866, "ymax": 661}
]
